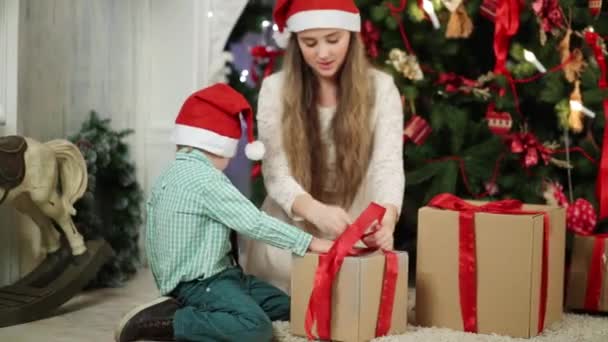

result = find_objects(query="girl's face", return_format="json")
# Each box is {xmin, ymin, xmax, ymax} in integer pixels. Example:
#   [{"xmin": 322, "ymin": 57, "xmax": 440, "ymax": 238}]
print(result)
[{"xmin": 296, "ymin": 29, "xmax": 351, "ymax": 80}]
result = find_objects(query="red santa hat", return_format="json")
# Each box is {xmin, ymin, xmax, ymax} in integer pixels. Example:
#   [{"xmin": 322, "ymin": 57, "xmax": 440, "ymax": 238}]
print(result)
[
  {"xmin": 272, "ymin": 0, "xmax": 361, "ymax": 48},
  {"xmin": 171, "ymin": 83, "xmax": 265, "ymax": 160}
]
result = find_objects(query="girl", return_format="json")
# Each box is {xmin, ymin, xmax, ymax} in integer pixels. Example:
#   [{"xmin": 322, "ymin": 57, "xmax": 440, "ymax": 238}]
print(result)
[{"xmin": 239, "ymin": 0, "xmax": 405, "ymax": 293}]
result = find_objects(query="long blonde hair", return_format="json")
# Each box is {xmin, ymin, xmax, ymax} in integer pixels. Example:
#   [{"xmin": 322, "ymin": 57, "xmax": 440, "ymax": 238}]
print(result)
[{"xmin": 281, "ymin": 33, "xmax": 375, "ymax": 208}]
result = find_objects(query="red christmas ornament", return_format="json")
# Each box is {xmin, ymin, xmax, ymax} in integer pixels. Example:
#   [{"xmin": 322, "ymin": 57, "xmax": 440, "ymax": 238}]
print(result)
[
  {"xmin": 567, "ymin": 199, "xmax": 597, "ymax": 235},
  {"xmin": 403, "ymin": 115, "xmax": 432, "ymax": 145},
  {"xmin": 486, "ymin": 107, "xmax": 513, "ymax": 136},
  {"xmin": 532, "ymin": 0, "xmax": 565, "ymax": 33},
  {"xmin": 589, "ymin": 0, "xmax": 602, "ymax": 16}
]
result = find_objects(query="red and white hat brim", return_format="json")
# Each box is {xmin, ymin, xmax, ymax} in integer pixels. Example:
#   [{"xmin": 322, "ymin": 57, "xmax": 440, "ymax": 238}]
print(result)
[
  {"xmin": 287, "ymin": 9, "xmax": 360, "ymax": 32},
  {"xmin": 171, "ymin": 124, "xmax": 239, "ymax": 158}
]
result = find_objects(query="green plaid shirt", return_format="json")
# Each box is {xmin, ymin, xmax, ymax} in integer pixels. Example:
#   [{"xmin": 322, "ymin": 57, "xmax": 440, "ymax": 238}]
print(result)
[{"xmin": 146, "ymin": 150, "xmax": 312, "ymax": 295}]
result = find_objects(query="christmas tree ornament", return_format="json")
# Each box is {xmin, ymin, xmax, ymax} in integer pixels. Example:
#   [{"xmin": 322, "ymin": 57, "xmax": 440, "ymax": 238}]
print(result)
[
  {"xmin": 569, "ymin": 81, "xmax": 584, "ymax": 133},
  {"xmin": 485, "ymin": 105, "xmax": 513, "ymax": 136},
  {"xmin": 508, "ymin": 132, "xmax": 553, "ymax": 168},
  {"xmin": 387, "ymin": 49, "xmax": 424, "ymax": 81},
  {"xmin": 543, "ymin": 182, "xmax": 597, "ymax": 235},
  {"xmin": 589, "ymin": 0, "xmax": 602, "ymax": 17},
  {"xmin": 532, "ymin": 0, "xmax": 565, "ymax": 40},
  {"xmin": 403, "ymin": 115, "xmax": 432, "ymax": 145},
  {"xmin": 443, "ymin": 0, "xmax": 473, "ymax": 39}
]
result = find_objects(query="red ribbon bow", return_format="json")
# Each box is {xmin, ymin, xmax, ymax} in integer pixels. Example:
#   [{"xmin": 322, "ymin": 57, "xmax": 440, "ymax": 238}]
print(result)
[
  {"xmin": 428, "ymin": 193, "xmax": 550, "ymax": 333},
  {"xmin": 436, "ymin": 72, "xmax": 479, "ymax": 94},
  {"xmin": 584, "ymin": 31, "xmax": 608, "ymax": 221},
  {"xmin": 305, "ymin": 203, "xmax": 398, "ymax": 340},
  {"xmin": 507, "ymin": 132, "xmax": 553, "ymax": 168},
  {"xmin": 249, "ymin": 46, "xmax": 283, "ymax": 85},
  {"xmin": 361, "ymin": 20, "xmax": 381, "ymax": 59},
  {"xmin": 532, "ymin": 0, "xmax": 565, "ymax": 33}
]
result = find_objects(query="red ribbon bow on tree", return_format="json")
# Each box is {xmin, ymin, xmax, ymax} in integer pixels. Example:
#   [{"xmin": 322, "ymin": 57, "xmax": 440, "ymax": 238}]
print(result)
[
  {"xmin": 428, "ymin": 193, "xmax": 550, "ymax": 333},
  {"xmin": 361, "ymin": 20, "xmax": 381, "ymax": 59},
  {"xmin": 249, "ymin": 45, "xmax": 283, "ymax": 85},
  {"xmin": 305, "ymin": 203, "xmax": 398, "ymax": 340},
  {"xmin": 436, "ymin": 72, "xmax": 479, "ymax": 94},
  {"xmin": 532, "ymin": 0, "xmax": 565, "ymax": 33},
  {"xmin": 507, "ymin": 132, "xmax": 553, "ymax": 168}
]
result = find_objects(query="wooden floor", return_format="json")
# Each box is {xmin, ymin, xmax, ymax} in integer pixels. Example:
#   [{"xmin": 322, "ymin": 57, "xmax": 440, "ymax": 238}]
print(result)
[{"xmin": 0, "ymin": 267, "xmax": 160, "ymax": 342}]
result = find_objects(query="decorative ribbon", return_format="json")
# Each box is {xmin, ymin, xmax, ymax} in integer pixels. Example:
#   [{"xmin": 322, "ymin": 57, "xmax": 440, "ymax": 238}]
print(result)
[
  {"xmin": 428, "ymin": 193, "xmax": 550, "ymax": 333},
  {"xmin": 584, "ymin": 31, "xmax": 608, "ymax": 221},
  {"xmin": 584, "ymin": 235, "xmax": 608, "ymax": 311},
  {"xmin": 436, "ymin": 72, "xmax": 479, "ymax": 93},
  {"xmin": 387, "ymin": 0, "xmax": 415, "ymax": 55},
  {"xmin": 249, "ymin": 46, "xmax": 283, "ymax": 85},
  {"xmin": 304, "ymin": 203, "xmax": 399, "ymax": 340},
  {"xmin": 493, "ymin": 0, "xmax": 522, "ymax": 116}
]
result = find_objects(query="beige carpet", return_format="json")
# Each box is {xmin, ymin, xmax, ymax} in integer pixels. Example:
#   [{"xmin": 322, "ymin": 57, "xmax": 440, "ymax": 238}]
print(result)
[{"xmin": 0, "ymin": 268, "xmax": 606, "ymax": 342}]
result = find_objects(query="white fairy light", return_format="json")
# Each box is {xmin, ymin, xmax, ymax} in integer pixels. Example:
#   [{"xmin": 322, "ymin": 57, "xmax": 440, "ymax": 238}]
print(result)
[
  {"xmin": 569, "ymin": 100, "xmax": 596, "ymax": 118},
  {"xmin": 241, "ymin": 70, "xmax": 249, "ymax": 77},
  {"xmin": 422, "ymin": 0, "xmax": 440, "ymax": 30},
  {"xmin": 240, "ymin": 75, "xmax": 247, "ymax": 83},
  {"xmin": 523, "ymin": 49, "xmax": 547, "ymax": 73},
  {"xmin": 272, "ymin": 24, "xmax": 279, "ymax": 32},
  {"xmin": 207, "ymin": 11, "xmax": 214, "ymax": 18},
  {"xmin": 262, "ymin": 20, "xmax": 271, "ymax": 28}
]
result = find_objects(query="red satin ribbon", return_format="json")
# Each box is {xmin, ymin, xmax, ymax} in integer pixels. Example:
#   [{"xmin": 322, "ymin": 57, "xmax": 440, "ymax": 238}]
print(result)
[
  {"xmin": 584, "ymin": 235, "xmax": 608, "ymax": 310},
  {"xmin": 493, "ymin": 0, "xmax": 522, "ymax": 116},
  {"xmin": 304, "ymin": 203, "xmax": 399, "ymax": 340},
  {"xmin": 584, "ymin": 31, "xmax": 608, "ymax": 221},
  {"xmin": 428, "ymin": 193, "xmax": 550, "ymax": 333}
]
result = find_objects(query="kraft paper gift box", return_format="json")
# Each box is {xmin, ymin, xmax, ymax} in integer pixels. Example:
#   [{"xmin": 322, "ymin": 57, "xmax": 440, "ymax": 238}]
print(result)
[
  {"xmin": 290, "ymin": 204, "xmax": 409, "ymax": 342},
  {"xmin": 566, "ymin": 233, "xmax": 608, "ymax": 312},
  {"xmin": 416, "ymin": 194, "xmax": 565, "ymax": 338}
]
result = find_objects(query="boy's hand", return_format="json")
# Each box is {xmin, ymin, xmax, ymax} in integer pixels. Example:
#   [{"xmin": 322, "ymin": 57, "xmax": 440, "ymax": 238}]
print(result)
[
  {"xmin": 308, "ymin": 237, "xmax": 334, "ymax": 254},
  {"xmin": 308, "ymin": 202, "xmax": 351, "ymax": 238}
]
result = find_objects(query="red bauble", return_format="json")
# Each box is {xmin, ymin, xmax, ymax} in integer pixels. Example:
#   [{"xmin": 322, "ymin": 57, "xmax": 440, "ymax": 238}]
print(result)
[
  {"xmin": 567, "ymin": 199, "xmax": 597, "ymax": 235},
  {"xmin": 486, "ymin": 110, "xmax": 513, "ymax": 136}
]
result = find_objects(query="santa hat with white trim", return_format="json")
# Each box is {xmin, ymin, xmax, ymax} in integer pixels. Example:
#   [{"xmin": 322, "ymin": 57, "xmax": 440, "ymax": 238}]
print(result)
[
  {"xmin": 171, "ymin": 83, "xmax": 265, "ymax": 160},
  {"xmin": 272, "ymin": 0, "xmax": 361, "ymax": 48}
]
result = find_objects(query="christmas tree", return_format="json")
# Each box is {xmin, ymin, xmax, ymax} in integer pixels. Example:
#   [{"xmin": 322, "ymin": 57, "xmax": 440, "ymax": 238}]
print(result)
[
  {"xmin": 229, "ymin": 1, "xmax": 608, "ymax": 256},
  {"xmin": 70, "ymin": 112, "xmax": 144, "ymax": 288},
  {"xmin": 352, "ymin": 0, "xmax": 607, "ymax": 251}
]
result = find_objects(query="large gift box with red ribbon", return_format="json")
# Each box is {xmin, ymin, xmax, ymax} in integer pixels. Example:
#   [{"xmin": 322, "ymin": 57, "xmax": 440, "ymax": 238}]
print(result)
[
  {"xmin": 416, "ymin": 194, "xmax": 566, "ymax": 338},
  {"xmin": 566, "ymin": 234, "xmax": 608, "ymax": 312},
  {"xmin": 290, "ymin": 203, "xmax": 409, "ymax": 342}
]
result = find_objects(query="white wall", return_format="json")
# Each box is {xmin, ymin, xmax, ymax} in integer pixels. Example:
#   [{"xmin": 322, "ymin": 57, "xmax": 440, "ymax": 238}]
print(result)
[{"xmin": 0, "ymin": 0, "xmax": 247, "ymax": 286}]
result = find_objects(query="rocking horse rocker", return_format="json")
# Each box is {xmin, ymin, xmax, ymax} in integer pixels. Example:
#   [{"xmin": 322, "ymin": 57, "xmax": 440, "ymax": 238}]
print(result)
[{"xmin": 0, "ymin": 135, "xmax": 113, "ymax": 327}]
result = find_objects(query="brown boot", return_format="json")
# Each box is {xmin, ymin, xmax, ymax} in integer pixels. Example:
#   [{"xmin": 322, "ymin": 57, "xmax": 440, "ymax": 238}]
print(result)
[{"xmin": 115, "ymin": 296, "xmax": 179, "ymax": 342}]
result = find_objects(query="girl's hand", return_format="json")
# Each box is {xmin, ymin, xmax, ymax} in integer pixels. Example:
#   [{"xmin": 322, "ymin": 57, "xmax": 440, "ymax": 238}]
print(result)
[
  {"xmin": 308, "ymin": 237, "xmax": 334, "ymax": 253},
  {"xmin": 363, "ymin": 205, "xmax": 398, "ymax": 250}
]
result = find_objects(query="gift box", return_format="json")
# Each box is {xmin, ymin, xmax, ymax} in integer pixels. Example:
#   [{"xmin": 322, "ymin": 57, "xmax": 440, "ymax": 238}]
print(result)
[
  {"xmin": 565, "ymin": 234, "xmax": 608, "ymax": 312},
  {"xmin": 290, "ymin": 204, "xmax": 409, "ymax": 342},
  {"xmin": 416, "ymin": 194, "xmax": 565, "ymax": 338}
]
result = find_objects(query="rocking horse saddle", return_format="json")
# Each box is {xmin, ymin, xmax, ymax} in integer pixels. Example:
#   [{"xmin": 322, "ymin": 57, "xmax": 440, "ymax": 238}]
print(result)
[{"xmin": 0, "ymin": 135, "xmax": 28, "ymax": 202}]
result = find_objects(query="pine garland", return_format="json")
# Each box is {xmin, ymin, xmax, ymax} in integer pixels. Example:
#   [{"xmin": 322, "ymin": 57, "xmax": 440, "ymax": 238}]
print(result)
[{"xmin": 70, "ymin": 111, "xmax": 144, "ymax": 288}]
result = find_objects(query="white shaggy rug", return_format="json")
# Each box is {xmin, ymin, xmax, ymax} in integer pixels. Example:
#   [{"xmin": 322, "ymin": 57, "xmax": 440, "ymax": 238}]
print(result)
[{"xmin": 273, "ymin": 290, "xmax": 608, "ymax": 342}]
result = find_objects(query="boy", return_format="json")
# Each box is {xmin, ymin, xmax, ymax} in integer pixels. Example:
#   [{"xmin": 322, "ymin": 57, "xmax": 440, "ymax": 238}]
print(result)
[{"xmin": 115, "ymin": 84, "xmax": 333, "ymax": 342}]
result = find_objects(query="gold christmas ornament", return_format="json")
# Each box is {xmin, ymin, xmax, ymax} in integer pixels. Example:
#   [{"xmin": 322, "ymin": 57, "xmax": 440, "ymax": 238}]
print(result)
[{"xmin": 387, "ymin": 49, "xmax": 424, "ymax": 81}]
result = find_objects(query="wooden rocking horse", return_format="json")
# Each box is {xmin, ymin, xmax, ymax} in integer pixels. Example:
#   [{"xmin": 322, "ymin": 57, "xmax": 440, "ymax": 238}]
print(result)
[{"xmin": 0, "ymin": 135, "xmax": 113, "ymax": 327}]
